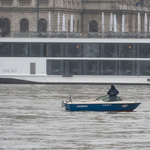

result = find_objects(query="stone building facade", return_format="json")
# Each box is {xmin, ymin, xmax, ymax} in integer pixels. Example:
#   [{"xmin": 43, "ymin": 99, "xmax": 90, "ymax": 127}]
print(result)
[{"xmin": 0, "ymin": 0, "xmax": 150, "ymax": 36}]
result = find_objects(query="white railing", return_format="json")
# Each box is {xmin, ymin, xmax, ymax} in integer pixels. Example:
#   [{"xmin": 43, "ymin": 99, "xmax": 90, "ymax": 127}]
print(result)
[{"xmin": 45, "ymin": 57, "xmax": 150, "ymax": 61}]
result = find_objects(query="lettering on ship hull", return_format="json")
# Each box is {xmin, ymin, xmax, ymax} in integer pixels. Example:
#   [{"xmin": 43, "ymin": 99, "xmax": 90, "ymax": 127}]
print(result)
[{"xmin": 2, "ymin": 69, "xmax": 17, "ymax": 73}]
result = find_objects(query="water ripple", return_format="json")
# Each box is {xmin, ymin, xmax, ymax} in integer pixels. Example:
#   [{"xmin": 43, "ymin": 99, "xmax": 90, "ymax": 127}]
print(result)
[{"xmin": 0, "ymin": 84, "xmax": 149, "ymax": 149}]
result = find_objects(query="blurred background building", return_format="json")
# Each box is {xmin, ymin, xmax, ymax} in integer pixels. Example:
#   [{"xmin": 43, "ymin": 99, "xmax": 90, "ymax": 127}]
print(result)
[{"xmin": 0, "ymin": 0, "xmax": 150, "ymax": 37}]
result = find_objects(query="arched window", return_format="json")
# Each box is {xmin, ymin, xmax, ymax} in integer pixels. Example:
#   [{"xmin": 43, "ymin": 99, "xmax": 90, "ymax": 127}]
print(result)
[
  {"xmin": 38, "ymin": 19, "xmax": 47, "ymax": 32},
  {"xmin": 2, "ymin": 18, "xmax": 10, "ymax": 37},
  {"xmin": 68, "ymin": 20, "xmax": 70, "ymax": 33},
  {"xmin": 89, "ymin": 20, "xmax": 98, "ymax": 32},
  {"xmin": 20, "ymin": 18, "xmax": 29, "ymax": 32}
]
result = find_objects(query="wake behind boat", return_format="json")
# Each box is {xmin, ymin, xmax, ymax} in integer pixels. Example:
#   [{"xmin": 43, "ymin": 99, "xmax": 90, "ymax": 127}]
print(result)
[{"xmin": 62, "ymin": 95, "xmax": 141, "ymax": 112}]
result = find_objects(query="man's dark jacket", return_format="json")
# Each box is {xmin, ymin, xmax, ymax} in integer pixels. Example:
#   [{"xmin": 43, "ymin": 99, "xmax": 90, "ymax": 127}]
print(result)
[{"xmin": 107, "ymin": 86, "xmax": 119, "ymax": 97}]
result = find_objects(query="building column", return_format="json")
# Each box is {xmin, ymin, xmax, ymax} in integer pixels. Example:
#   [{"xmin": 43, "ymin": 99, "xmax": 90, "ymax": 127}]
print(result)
[
  {"xmin": 57, "ymin": 12, "xmax": 60, "ymax": 32},
  {"xmin": 149, "ymin": 16, "xmax": 150, "ymax": 33},
  {"xmin": 114, "ymin": 14, "xmax": 117, "ymax": 32},
  {"xmin": 32, "ymin": 0, "xmax": 36, "ymax": 7},
  {"xmin": 122, "ymin": 14, "xmax": 125, "ymax": 32},
  {"xmin": 102, "ymin": 12, "xmax": 104, "ymax": 34},
  {"xmin": 144, "ymin": 13, "xmax": 147, "ymax": 33},
  {"xmin": 51, "ymin": 11, "xmax": 54, "ymax": 32},
  {"xmin": 14, "ymin": 0, "xmax": 18, "ymax": 7},
  {"xmin": 138, "ymin": 12, "xmax": 141, "ymax": 33},
  {"xmin": 49, "ymin": 0, "xmax": 54, "ymax": 7},
  {"xmin": 110, "ymin": 13, "xmax": 113, "ymax": 31},
  {"xmin": 49, "ymin": 12, "xmax": 51, "ymax": 33},
  {"xmin": 71, "ymin": 14, "xmax": 73, "ymax": 32},
  {"xmin": 62, "ymin": 14, "xmax": 66, "ymax": 32}
]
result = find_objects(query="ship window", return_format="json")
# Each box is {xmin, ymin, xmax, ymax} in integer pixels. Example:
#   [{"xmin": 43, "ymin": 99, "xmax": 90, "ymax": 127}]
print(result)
[
  {"xmin": 43, "ymin": 43, "xmax": 48, "ymax": 57},
  {"xmin": 29, "ymin": 43, "xmax": 42, "ymax": 57},
  {"xmin": 138, "ymin": 44, "xmax": 150, "ymax": 58},
  {"xmin": 64, "ymin": 60, "xmax": 82, "ymax": 75},
  {"xmin": 137, "ymin": 61, "xmax": 150, "ymax": 76},
  {"xmin": 12, "ymin": 43, "xmax": 28, "ymax": 57},
  {"xmin": 101, "ymin": 60, "xmax": 117, "ymax": 75},
  {"xmin": 47, "ymin": 60, "xmax": 63, "ymax": 75},
  {"xmin": 119, "ymin": 61, "xmax": 135, "ymax": 75},
  {"xmin": 83, "ymin": 60, "xmax": 99, "ymax": 75},
  {"xmin": 48, "ymin": 43, "xmax": 64, "ymax": 57},
  {"xmin": 20, "ymin": 18, "xmax": 29, "ymax": 32},
  {"xmin": 101, "ymin": 43, "xmax": 118, "ymax": 57},
  {"xmin": 65, "ymin": 43, "xmax": 82, "ymax": 57},
  {"xmin": 83, "ymin": 43, "xmax": 100, "ymax": 57},
  {"xmin": 0, "ymin": 43, "xmax": 11, "ymax": 57},
  {"xmin": 120, "ymin": 43, "xmax": 136, "ymax": 58}
]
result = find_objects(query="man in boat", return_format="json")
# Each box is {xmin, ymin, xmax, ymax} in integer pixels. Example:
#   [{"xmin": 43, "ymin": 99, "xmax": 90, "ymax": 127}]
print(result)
[{"xmin": 107, "ymin": 85, "xmax": 119, "ymax": 101}]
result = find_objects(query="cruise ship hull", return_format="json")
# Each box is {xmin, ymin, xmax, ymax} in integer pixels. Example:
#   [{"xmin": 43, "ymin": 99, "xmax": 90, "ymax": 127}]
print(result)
[
  {"xmin": 1, "ymin": 38, "xmax": 150, "ymax": 84},
  {"xmin": 0, "ymin": 76, "xmax": 150, "ymax": 84}
]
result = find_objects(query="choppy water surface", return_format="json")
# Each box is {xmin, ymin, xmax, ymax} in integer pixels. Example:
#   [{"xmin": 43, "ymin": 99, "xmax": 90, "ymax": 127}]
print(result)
[{"xmin": 0, "ymin": 84, "xmax": 150, "ymax": 150}]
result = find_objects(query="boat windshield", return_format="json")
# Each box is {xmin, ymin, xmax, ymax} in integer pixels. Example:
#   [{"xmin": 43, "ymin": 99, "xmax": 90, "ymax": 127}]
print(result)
[{"xmin": 96, "ymin": 95, "xmax": 123, "ymax": 102}]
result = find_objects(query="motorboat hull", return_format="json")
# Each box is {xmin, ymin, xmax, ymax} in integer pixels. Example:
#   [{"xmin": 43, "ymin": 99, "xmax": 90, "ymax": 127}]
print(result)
[{"xmin": 65, "ymin": 102, "xmax": 141, "ymax": 111}]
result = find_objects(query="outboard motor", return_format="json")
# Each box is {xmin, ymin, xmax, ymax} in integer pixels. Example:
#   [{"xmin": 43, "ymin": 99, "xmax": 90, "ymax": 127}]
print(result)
[
  {"xmin": 62, "ymin": 95, "xmax": 73, "ymax": 107},
  {"xmin": 62, "ymin": 100, "xmax": 67, "ymax": 107}
]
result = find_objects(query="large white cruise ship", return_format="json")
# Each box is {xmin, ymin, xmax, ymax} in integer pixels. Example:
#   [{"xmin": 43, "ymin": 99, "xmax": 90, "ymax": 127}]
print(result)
[{"xmin": 0, "ymin": 38, "xmax": 150, "ymax": 84}]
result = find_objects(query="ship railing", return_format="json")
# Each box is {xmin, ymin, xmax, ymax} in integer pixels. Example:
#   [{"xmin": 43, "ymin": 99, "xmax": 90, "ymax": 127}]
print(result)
[{"xmin": 1, "ymin": 31, "xmax": 150, "ymax": 38}]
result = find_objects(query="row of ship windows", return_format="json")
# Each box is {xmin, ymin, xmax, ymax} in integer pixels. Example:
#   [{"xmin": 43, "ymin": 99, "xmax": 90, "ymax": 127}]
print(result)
[
  {"xmin": 1, "ymin": 43, "xmax": 150, "ymax": 58},
  {"xmin": 47, "ymin": 60, "xmax": 150, "ymax": 76}
]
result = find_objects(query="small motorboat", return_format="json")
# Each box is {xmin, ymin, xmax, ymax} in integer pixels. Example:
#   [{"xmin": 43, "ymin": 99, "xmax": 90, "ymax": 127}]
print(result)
[{"xmin": 62, "ymin": 95, "xmax": 141, "ymax": 111}]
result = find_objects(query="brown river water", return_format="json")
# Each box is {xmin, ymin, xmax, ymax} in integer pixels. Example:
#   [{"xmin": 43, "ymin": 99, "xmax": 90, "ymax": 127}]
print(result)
[{"xmin": 0, "ymin": 84, "xmax": 150, "ymax": 150}]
